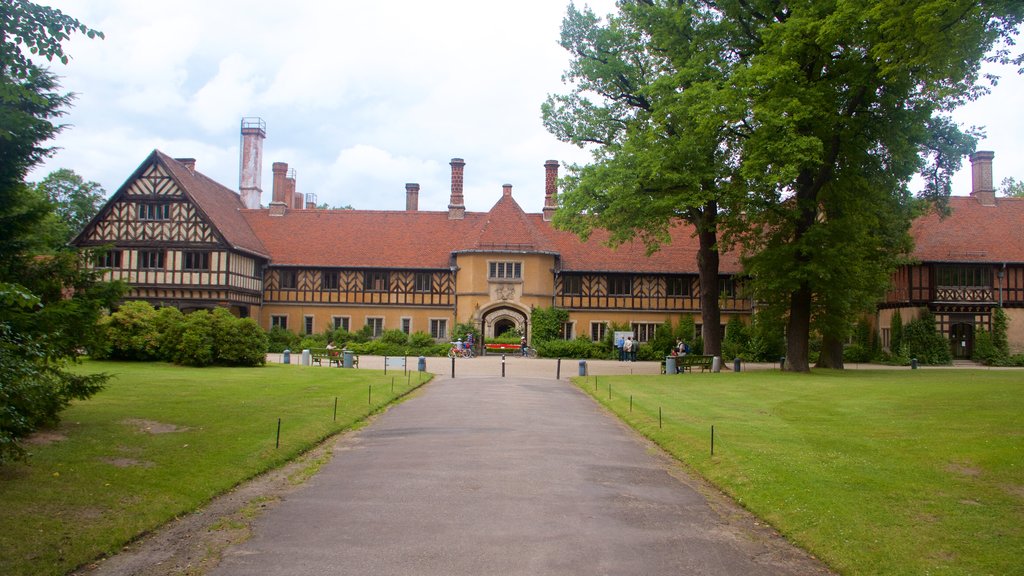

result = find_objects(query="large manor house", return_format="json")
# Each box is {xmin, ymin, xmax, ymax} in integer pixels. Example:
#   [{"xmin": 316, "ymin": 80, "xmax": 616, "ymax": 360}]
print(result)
[{"xmin": 73, "ymin": 119, "xmax": 1024, "ymax": 356}]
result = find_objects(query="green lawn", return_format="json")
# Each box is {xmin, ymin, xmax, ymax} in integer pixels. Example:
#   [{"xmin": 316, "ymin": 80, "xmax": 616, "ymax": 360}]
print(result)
[
  {"xmin": 0, "ymin": 361, "xmax": 428, "ymax": 576},
  {"xmin": 579, "ymin": 370, "xmax": 1024, "ymax": 576}
]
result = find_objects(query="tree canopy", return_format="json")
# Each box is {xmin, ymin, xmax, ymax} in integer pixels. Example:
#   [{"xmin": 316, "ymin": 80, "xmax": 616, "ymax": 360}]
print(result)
[
  {"xmin": 546, "ymin": 0, "xmax": 1022, "ymax": 371},
  {"xmin": 1, "ymin": 1, "xmax": 116, "ymax": 463}
]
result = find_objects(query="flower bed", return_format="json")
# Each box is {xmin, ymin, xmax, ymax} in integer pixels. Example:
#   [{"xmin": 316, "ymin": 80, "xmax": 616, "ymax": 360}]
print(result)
[{"xmin": 485, "ymin": 343, "xmax": 521, "ymax": 352}]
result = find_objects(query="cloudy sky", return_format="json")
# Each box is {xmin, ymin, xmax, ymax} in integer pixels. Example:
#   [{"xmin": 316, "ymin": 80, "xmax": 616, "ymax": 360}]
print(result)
[{"xmin": 29, "ymin": 1, "xmax": 1024, "ymax": 213}]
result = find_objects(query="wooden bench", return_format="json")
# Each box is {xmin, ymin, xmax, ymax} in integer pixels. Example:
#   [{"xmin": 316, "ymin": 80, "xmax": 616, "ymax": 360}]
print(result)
[
  {"xmin": 311, "ymin": 348, "xmax": 342, "ymax": 366},
  {"xmin": 677, "ymin": 354, "xmax": 714, "ymax": 372}
]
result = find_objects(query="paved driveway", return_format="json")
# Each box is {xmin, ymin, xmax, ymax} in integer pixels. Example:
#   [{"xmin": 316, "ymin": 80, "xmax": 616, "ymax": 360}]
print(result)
[{"xmin": 211, "ymin": 372, "xmax": 830, "ymax": 576}]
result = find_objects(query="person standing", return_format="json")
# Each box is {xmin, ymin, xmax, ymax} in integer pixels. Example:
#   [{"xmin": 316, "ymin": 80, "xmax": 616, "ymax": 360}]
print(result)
[
  {"xmin": 616, "ymin": 334, "xmax": 625, "ymax": 362},
  {"xmin": 623, "ymin": 336, "xmax": 633, "ymax": 362},
  {"xmin": 520, "ymin": 336, "xmax": 528, "ymax": 357}
]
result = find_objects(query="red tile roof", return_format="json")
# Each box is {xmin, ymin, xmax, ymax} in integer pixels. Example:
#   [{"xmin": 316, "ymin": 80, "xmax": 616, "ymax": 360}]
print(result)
[
  {"xmin": 911, "ymin": 196, "xmax": 1024, "ymax": 263},
  {"xmin": 241, "ymin": 196, "xmax": 743, "ymax": 273}
]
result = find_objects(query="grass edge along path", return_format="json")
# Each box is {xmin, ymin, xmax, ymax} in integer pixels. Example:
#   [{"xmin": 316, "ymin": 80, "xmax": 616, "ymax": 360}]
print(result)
[
  {"xmin": 576, "ymin": 370, "xmax": 1023, "ymax": 576},
  {"xmin": 0, "ymin": 361, "xmax": 431, "ymax": 576}
]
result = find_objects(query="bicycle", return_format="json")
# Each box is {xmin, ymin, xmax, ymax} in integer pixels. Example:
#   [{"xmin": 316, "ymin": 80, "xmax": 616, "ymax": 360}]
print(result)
[
  {"xmin": 519, "ymin": 346, "xmax": 538, "ymax": 359},
  {"xmin": 447, "ymin": 345, "xmax": 473, "ymax": 359}
]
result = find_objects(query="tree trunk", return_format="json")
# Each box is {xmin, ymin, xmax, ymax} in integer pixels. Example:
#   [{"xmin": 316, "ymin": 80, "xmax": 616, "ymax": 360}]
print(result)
[
  {"xmin": 696, "ymin": 204, "xmax": 722, "ymax": 357},
  {"xmin": 816, "ymin": 332, "xmax": 845, "ymax": 369},
  {"xmin": 785, "ymin": 284, "xmax": 812, "ymax": 372}
]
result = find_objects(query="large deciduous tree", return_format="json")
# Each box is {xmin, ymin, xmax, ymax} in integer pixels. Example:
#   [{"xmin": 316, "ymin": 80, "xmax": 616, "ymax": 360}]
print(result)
[
  {"xmin": 33, "ymin": 168, "xmax": 106, "ymax": 244},
  {"xmin": 543, "ymin": 3, "xmax": 747, "ymax": 357},
  {"xmin": 546, "ymin": 0, "xmax": 1021, "ymax": 371},
  {"xmin": 731, "ymin": 0, "xmax": 1020, "ymax": 370}
]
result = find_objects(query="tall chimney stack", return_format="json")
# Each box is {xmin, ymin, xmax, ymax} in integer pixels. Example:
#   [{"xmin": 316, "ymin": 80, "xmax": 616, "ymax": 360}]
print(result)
[
  {"xmin": 969, "ymin": 150, "xmax": 996, "ymax": 206},
  {"xmin": 288, "ymin": 169, "xmax": 303, "ymax": 209},
  {"xmin": 271, "ymin": 162, "xmax": 288, "ymax": 205},
  {"xmin": 406, "ymin": 183, "xmax": 420, "ymax": 211},
  {"xmin": 239, "ymin": 117, "xmax": 266, "ymax": 209},
  {"xmin": 448, "ymin": 158, "xmax": 466, "ymax": 220},
  {"xmin": 502, "ymin": 184, "xmax": 513, "ymax": 198},
  {"xmin": 543, "ymin": 160, "xmax": 559, "ymax": 221}
]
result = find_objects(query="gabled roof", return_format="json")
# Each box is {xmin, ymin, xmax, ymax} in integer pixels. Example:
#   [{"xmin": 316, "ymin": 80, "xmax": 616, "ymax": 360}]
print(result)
[
  {"xmin": 462, "ymin": 192, "xmax": 555, "ymax": 253},
  {"xmin": 74, "ymin": 150, "xmax": 269, "ymax": 259},
  {"xmin": 154, "ymin": 152, "xmax": 269, "ymax": 259},
  {"xmin": 911, "ymin": 196, "xmax": 1024, "ymax": 264}
]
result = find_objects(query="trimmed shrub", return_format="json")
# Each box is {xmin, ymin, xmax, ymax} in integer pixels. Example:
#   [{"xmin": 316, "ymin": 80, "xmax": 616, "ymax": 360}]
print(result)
[
  {"xmin": 99, "ymin": 301, "xmax": 160, "ymax": 360},
  {"xmin": 217, "ymin": 317, "xmax": 268, "ymax": 366},
  {"xmin": 536, "ymin": 337, "xmax": 603, "ymax": 359},
  {"xmin": 173, "ymin": 310, "xmax": 215, "ymax": 367},
  {"xmin": 267, "ymin": 325, "xmax": 300, "ymax": 353}
]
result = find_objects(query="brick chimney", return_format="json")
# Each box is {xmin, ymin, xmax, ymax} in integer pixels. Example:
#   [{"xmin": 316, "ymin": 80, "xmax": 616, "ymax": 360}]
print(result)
[
  {"xmin": 288, "ymin": 169, "xmax": 303, "ymax": 209},
  {"xmin": 175, "ymin": 158, "xmax": 196, "ymax": 173},
  {"xmin": 270, "ymin": 162, "xmax": 288, "ymax": 216},
  {"xmin": 543, "ymin": 159, "xmax": 559, "ymax": 221},
  {"xmin": 502, "ymin": 183, "xmax": 513, "ymax": 198},
  {"xmin": 406, "ymin": 183, "xmax": 420, "ymax": 211},
  {"xmin": 448, "ymin": 158, "xmax": 466, "ymax": 220},
  {"xmin": 239, "ymin": 117, "xmax": 266, "ymax": 209},
  {"xmin": 970, "ymin": 151, "xmax": 996, "ymax": 206}
]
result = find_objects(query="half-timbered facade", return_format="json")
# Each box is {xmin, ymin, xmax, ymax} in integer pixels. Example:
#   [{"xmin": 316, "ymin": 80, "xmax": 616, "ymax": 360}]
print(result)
[
  {"xmin": 74, "ymin": 151, "xmax": 269, "ymax": 316},
  {"xmin": 73, "ymin": 121, "xmax": 1022, "ymax": 355}
]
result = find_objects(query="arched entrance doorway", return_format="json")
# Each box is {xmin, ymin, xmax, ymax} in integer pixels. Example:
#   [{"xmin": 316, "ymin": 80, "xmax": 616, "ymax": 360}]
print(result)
[{"xmin": 480, "ymin": 305, "xmax": 529, "ymax": 341}]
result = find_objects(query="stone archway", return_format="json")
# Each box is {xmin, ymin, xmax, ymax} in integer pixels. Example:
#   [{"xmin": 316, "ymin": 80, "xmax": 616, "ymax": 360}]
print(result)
[{"xmin": 480, "ymin": 305, "xmax": 529, "ymax": 342}]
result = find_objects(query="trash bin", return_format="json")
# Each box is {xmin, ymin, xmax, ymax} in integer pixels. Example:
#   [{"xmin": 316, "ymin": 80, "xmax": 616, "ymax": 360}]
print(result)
[
  {"xmin": 911, "ymin": 357, "xmax": 918, "ymax": 369},
  {"xmin": 712, "ymin": 356, "xmax": 721, "ymax": 373},
  {"xmin": 665, "ymin": 356, "xmax": 677, "ymax": 375},
  {"xmin": 578, "ymin": 360, "xmax": 588, "ymax": 376},
  {"xmin": 343, "ymin": 349, "xmax": 354, "ymax": 368},
  {"xmin": 301, "ymin": 349, "xmax": 311, "ymax": 366},
  {"xmin": 418, "ymin": 356, "xmax": 426, "ymax": 371},
  {"xmin": 283, "ymin": 349, "xmax": 290, "ymax": 364},
  {"xmin": 733, "ymin": 358, "xmax": 741, "ymax": 372}
]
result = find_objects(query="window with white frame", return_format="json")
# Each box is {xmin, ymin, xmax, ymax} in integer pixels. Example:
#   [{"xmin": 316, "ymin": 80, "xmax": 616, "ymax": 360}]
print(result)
[
  {"xmin": 271, "ymin": 315, "xmax": 288, "ymax": 329},
  {"xmin": 489, "ymin": 261, "xmax": 522, "ymax": 280},
  {"xmin": 430, "ymin": 319, "xmax": 448, "ymax": 340},
  {"xmin": 591, "ymin": 322, "xmax": 607, "ymax": 342},
  {"xmin": 632, "ymin": 322, "xmax": 659, "ymax": 343},
  {"xmin": 561, "ymin": 322, "xmax": 574, "ymax": 340},
  {"xmin": 366, "ymin": 317, "xmax": 384, "ymax": 338},
  {"xmin": 332, "ymin": 316, "xmax": 350, "ymax": 331}
]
